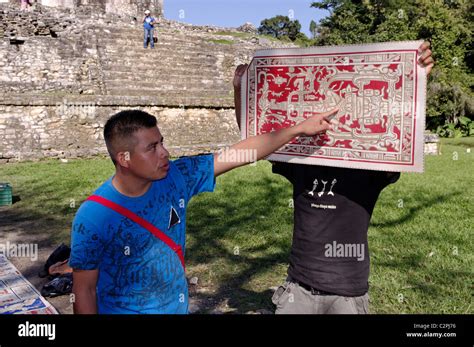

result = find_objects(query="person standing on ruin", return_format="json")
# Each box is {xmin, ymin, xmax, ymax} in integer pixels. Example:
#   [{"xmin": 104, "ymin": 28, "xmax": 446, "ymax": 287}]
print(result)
[{"xmin": 142, "ymin": 9, "xmax": 156, "ymax": 49}]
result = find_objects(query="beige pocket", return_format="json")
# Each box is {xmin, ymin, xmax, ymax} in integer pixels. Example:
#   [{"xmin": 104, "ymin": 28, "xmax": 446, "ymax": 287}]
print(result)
[
  {"xmin": 354, "ymin": 294, "xmax": 369, "ymax": 314},
  {"xmin": 271, "ymin": 282, "xmax": 290, "ymax": 306}
]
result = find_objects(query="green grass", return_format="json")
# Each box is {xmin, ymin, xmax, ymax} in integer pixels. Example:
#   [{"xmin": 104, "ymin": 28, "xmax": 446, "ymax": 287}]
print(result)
[
  {"xmin": 441, "ymin": 136, "xmax": 474, "ymax": 148},
  {"xmin": 367, "ymin": 140, "xmax": 473, "ymax": 314},
  {"xmin": 207, "ymin": 38, "xmax": 234, "ymax": 45},
  {"xmin": 0, "ymin": 157, "xmax": 114, "ymax": 243},
  {"xmin": 214, "ymin": 31, "xmax": 252, "ymax": 39},
  {"xmin": 0, "ymin": 139, "xmax": 472, "ymax": 313},
  {"xmin": 258, "ymin": 34, "xmax": 282, "ymax": 43}
]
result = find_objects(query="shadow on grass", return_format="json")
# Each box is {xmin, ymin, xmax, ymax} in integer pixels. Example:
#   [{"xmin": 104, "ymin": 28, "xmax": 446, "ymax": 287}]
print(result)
[
  {"xmin": 0, "ymin": 207, "xmax": 67, "ymax": 294},
  {"xmin": 186, "ymin": 175, "xmax": 293, "ymax": 313},
  {"xmin": 371, "ymin": 190, "xmax": 471, "ymax": 311},
  {"xmin": 371, "ymin": 191, "xmax": 461, "ymax": 228},
  {"xmin": 0, "ymin": 207, "xmax": 69, "ymax": 245},
  {"xmin": 187, "ymin": 185, "xmax": 466, "ymax": 313}
]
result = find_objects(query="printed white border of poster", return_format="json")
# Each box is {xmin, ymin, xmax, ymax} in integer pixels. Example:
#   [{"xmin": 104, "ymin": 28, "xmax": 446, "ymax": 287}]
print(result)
[{"xmin": 240, "ymin": 40, "xmax": 426, "ymax": 173}]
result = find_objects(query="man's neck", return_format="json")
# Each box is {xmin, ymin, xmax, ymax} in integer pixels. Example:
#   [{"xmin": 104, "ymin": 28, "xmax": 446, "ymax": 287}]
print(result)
[{"xmin": 112, "ymin": 171, "xmax": 152, "ymax": 198}]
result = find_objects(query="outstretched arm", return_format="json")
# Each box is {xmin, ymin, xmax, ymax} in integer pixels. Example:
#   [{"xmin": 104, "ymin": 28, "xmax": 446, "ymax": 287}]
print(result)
[
  {"xmin": 213, "ymin": 111, "xmax": 336, "ymax": 177},
  {"xmin": 214, "ymin": 65, "xmax": 337, "ymax": 177}
]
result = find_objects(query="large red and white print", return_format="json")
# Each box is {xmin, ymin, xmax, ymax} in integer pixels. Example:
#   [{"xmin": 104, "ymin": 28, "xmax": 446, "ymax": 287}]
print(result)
[{"xmin": 240, "ymin": 41, "xmax": 427, "ymax": 172}]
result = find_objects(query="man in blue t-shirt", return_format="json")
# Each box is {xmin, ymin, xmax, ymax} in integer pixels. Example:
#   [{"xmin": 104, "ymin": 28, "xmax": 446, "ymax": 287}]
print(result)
[
  {"xmin": 142, "ymin": 10, "xmax": 156, "ymax": 49},
  {"xmin": 70, "ymin": 76, "xmax": 339, "ymax": 313}
]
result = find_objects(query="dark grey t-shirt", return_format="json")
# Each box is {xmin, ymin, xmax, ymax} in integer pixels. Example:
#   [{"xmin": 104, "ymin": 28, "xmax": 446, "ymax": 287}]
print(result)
[{"xmin": 273, "ymin": 162, "xmax": 399, "ymax": 296}]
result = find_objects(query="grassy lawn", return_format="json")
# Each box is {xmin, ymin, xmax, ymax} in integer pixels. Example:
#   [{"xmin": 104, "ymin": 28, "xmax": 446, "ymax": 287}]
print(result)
[
  {"xmin": 0, "ymin": 138, "xmax": 472, "ymax": 313},
  {"xmin": 213, "ymin": 31, "xmax": 253, "ymax": 39},
  {"xmin": 207, "ymin": 38, "xmax": 235, "ymax": 45}
]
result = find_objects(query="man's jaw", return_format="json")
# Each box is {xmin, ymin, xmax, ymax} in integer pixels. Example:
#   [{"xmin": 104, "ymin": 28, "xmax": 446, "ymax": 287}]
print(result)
[{"xmin": 157, "ymin": 161, "xmax": 170, "ymax": 175}]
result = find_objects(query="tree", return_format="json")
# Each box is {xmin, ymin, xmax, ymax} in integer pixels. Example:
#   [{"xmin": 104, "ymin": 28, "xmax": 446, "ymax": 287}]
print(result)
[
  {"xmin": 310, "ymin": 20, "xmax": 318, "ymax": 39},
  {"xmin": 258, "ymin": 15, "xmax": 302, "ymax": 41}
]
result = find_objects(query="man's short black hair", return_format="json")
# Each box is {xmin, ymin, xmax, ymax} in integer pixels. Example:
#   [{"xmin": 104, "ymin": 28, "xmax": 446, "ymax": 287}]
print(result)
[{"xmin": 104, "ymin": 110, "xmax": 157, "ymax": 164}]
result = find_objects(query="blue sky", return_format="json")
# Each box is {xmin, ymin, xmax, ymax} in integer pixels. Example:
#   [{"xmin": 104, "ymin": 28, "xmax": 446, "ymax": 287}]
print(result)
[{"xmin": 163, "ymin": 0, "xmax": 328, "ymax": 37}]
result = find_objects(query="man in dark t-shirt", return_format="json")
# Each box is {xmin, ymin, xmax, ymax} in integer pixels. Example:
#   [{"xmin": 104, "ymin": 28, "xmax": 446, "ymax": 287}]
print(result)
[
  {"xmin": 233, "ymin": 41, "xmax": 434, "ymax": 313},
  {"xmin": 271, "ymin": 163, "xmax": 399, "ymax": 313}
]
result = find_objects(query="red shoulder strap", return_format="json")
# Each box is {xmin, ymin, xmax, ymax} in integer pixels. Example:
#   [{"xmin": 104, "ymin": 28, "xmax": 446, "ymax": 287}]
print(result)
[{"xmin": 86, "ymin": 195, "xmax": 185, "ymax": 270}]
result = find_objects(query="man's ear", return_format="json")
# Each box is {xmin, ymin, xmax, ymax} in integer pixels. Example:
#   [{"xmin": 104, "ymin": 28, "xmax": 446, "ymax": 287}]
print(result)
[{"xmin": 116, "ymin": 151, "xmax": 131, "ymax": 168}]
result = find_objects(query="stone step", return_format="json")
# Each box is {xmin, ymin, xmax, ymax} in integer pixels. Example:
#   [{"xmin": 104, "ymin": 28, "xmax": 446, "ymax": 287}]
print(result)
[
  {"xmin": 0, "ymin": 93, "xmax": 233, "ymax": 107},
  {"xmin": 97, "ymin": 27, "xmax": 215, "ymax": 36},
  {"xmin": 102, "ymin": 60, "xmax": 220, "ymax": 70},
  {"xmin": 105, "ymin": 79, "xmax": 229, "ymax": 88},
  {"xmin": 106, "ymin": 87, "xmax": 231, "ymax": 97},
  {"xmin": 106, "ymin": 30, "xmax": 212, "ymax": 38},
  {"xmin": 101, "ymin": 42, "xmax": 232, "ymax": 54},
  {"xmin": 102, "ymin": 67, "xmax": 221, "ymax": 77},
  {"xmin": 102, "ymin": 68, "xmax": 226, "ymax": 78},
  {"xmin": 100, "ymin": 42, "xmax": 230, "ymax": 53},
  {"xmin": 97, "ymin": 36, "xmax": 241, "ymax": 51},
  {"xmin": 101, "ymin": 34, "xmax": 236, "ymax": 47},
  {"xmin": 103, "ymin": 75, "xmax": 226, "ymax": 85},
  {"xmin": 101, "ymin": 57, "xmax": 223, "ymax": 68},
  {"xmin": 104, "ymin": 86, "xmax": 230, "ymax": 95},
  {"xmin": 96, "ymin": 29, "xmax": 216, "ymax": 40},
  {"xmin": 0, "ymin": 80, "xmax": 98, "ymax": 92},
  {"xmin": 110, "ymin": 39, "xmax": 237, "ymax": 48},
  {"xmin": 104, "ymin": 91, "xmax": 234, "ymax": 107},
  {"xmin": 105, "ymin": 83, "xmax": 230, "ymax": 93},
  {"xmin": 101, "ymin": 70, "xmax": 222, "ymax": 81},
  {"xmin": 104, "ymin": 26, "xmax": 240, "ymax": 36},
  {"xmin": 101, "ymin": 50, "xmax": 222, "ymax": 60},
  {"xmin": 102, "ymin": 46, "xmax": 231, "ymax": 56},
  {"xmin": 107, "ymin": 83, "xmax": 232, "ymax": 96},
  {"xmin": 103, "ymin": 60, "xmax": 219, "ymax": 75}
]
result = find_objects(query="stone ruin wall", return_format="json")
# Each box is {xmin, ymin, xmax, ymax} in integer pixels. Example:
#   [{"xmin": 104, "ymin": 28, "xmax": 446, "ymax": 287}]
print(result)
[
  {"xmin": 0, "ymin": 99, "xmax": 237, "ymax": 161},
  {"xmin": 0, "ymin": 2, "xmax": 289, "ymax": 163},
  {"xmin": 1, "ymin": 0, "xmax": 163, "ymax": 17}
]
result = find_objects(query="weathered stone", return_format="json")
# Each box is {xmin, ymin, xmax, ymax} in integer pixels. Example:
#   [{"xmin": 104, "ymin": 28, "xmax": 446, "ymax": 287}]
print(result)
[
  {"xmin": 237, "ymin": 22, "xmax": 257, "ymax": 33},
  {"xmin": 257, "ymin": 37, "xmax": 273, "ymax": 45},
  {"xmin": 0, "ymin": 2, "xmax": 296, "ymax": 162}
]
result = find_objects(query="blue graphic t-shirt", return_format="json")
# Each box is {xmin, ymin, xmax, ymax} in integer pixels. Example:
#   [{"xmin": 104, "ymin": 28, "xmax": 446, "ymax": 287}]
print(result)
[{"xmin": 69, "ymin": 154, "xmax": 215, "ymax": 314}]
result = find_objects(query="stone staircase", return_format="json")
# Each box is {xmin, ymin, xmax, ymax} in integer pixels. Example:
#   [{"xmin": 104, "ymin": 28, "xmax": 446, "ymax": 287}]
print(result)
[
  {"xmin": 93, "ymin": 24, "xmax": 251, "ymax": 107},
  {"xmin": 1, "ymin": 4, "xmax": 292, "ymax": 108}
]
